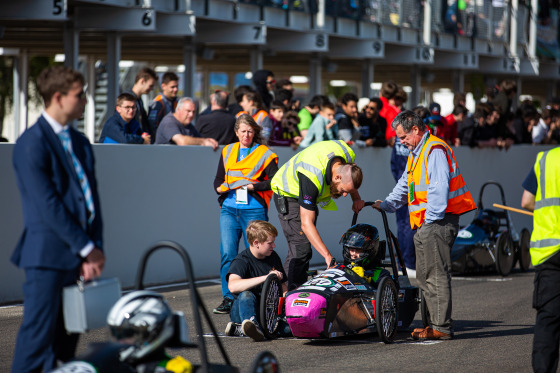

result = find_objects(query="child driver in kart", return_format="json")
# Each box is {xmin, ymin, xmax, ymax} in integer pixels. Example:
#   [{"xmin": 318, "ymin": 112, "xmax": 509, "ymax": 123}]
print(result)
[
  {"xmin": 340, "ymin": 223, "xmax": 390, "ymax": 286},
  {"xmin": 225, "ymin": 220, "xmax": 289, "ymax": 341}
]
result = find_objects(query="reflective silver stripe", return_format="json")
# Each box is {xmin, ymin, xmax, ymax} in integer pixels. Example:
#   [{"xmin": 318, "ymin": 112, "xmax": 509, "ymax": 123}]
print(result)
[
  {"xmin": 538, "ymin": 151, "xmax": 549, "ymax": 200},
  {"xmin": 408, "ymin": 202, "xmax": 428, "ymax": 212},
  {"xmin": 281, "ymin": 163, "xmax": 291, "ymax": 195},
  {"xmin": 225, "ymin": 179, "xmax": 253, "ymax": 189},
  {"xmin": 225, "ymin": 147, "xmax": 275, "ymax": 180},
  {"xmin": 535, "ymin": 197, "xmax": 560, "ymax": 210},
  {"xmin": 416, "ymin": 140, "xmax": 457, "ymax": 190},
  {"xmin": 333, "ymin": 140, "xmax": 353, "ymax": 163},
  {"xmin": 296, "ymin": 161, "xmax": 325, "ymax": 195},
  {"xmin": 223, "ymin": 144, "xmax": 234, "ymax": 165},
  {"xmin": 448, "ymin": 185, "xmax": 469, "ymax": 199},
  {"xmin": 531, "ymin": 238, "xmax": 560, "ymax": 249}
]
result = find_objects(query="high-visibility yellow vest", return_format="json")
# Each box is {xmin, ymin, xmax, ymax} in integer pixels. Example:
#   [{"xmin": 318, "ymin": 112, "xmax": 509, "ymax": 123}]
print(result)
[
  {"xmin": 271, "ymin": 140, "xmax": 355, "ymax": 211},
  {"xmin": 530, "ymin": 147, "xmax": 560, "ymax": 266},
  {"xmin": 219, "ymin": 143, "xmax": 278, "ymax": 208},
  {"xmin": 407, "ymin": 134, "xmax": 476, "ymax": 229}
]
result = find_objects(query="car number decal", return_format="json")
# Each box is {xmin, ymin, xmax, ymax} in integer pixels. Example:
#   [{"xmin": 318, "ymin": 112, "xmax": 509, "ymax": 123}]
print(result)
[{"xmin": 457, "ymin": 229, "xmax": 473, "ymax": 239}]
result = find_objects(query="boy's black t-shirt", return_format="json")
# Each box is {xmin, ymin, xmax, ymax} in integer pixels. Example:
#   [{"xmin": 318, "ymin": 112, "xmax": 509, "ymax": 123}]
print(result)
[{"xmin": 227, "ymin": 248, "xmax": 286, "ymax": 299}]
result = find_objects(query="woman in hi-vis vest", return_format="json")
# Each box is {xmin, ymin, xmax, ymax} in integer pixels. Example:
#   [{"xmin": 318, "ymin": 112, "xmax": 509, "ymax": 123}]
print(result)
[{"xmin": 212, "ymin": 114, "xmax": 279, "ymax": 314}]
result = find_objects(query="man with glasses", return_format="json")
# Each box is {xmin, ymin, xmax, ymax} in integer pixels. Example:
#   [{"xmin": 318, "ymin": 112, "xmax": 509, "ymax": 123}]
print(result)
[
  {"xmin": 99, "ymin": 93, "xmax": 151, "ymax": 144},
  {"xmin": 357, "ymin": 97, "xmax": 387, "ymax": 147}
]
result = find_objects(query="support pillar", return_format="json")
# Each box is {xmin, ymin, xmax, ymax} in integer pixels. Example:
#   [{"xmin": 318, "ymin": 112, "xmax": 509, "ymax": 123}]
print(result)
[
  {"xmin": 85, "ymin": 56, "xmax": 96, "ymax": 142},
  {"xmin": 529, "ymin": 0, "xmax": 538, "ymax": 57},
  {"xmin": 409, "ymin": 65, "xmax": 421, "ymax": 108},
  {"xmin": 250, "ymin": 46, "xmax": 263, "ymax": 73},
  {"xmin": 510, "ymin": 0, "xmax": 518, "ymax": 56},
  {"xmin": 63, "ymin": 22, "xmax": 79, "ymax": 70},
  {"xmin": 309, "ymin": 54, "xmax": 322, "ymax": 98},
  {"xmin": 514, "ymin": 77, "xmax": 522, "ymax": 112},
  {"xmin": 106, "ymin": 32, "xmax": 121, "ymax": 119},
  {"xmin": 183, "ymin": 38, "xmax": 197, "ymax": 98},
  {"xmin": 452, "ymin": 70, "xmax": 465, "ymax": 94},
  {"xmin": 13, "ymin": 50, "xmax": 29, "ymax": 138},
  {"xmin": 361, "ymin": 59, "xmax": 374, "ymax": 98},
  {"xmin": 546, "ymin": 80, "xmax": 557, "ymax": 103},
  {"xmin": 423, "ymin": 0, "xmax": 431, "ymax": 45}
]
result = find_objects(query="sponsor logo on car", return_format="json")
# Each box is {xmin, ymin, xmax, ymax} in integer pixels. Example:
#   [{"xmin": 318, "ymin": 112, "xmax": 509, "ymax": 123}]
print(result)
[{"xmin": 292, "ymin": 298, "xmax": 310, "ymax": 307}]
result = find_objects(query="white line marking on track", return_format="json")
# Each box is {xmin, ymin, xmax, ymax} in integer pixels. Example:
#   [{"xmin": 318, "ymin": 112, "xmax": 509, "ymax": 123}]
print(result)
[{"xmin": 452, "ymin": 276, "xmax": 512, "ymax": 282}]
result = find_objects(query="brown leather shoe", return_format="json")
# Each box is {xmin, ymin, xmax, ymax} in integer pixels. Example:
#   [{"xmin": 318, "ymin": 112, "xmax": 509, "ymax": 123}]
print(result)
[
  {"xmin": 411, "ymin": 327, "xmax": 453, "ymax": 340},
  {"xmin": 413, "ymin": 326, "xmax": 428, "ymax": 333}
]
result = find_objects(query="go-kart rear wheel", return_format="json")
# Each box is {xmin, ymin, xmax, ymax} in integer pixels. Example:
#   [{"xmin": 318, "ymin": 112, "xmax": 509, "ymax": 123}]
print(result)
[
  {"xmin": 495, "ymin": 231, "xmax": 515, "ymax": 276},
  {"xmin": 249, "ymin": 351, "xmax": 280, "ymax": 373},
  {"xmin": 420, "ymin": 289, "xmax": 431, "ymax": 328},
  {"xmin": 375, "ymin": 277, "xmax": 398, "ymax": 343},
  {"xmin": 259, "ymin": 274, "xmax": 281, "ymax": 340},
  {"xmin": 518, "ymin": 228, "xmax": 531, "ymax": 272}
]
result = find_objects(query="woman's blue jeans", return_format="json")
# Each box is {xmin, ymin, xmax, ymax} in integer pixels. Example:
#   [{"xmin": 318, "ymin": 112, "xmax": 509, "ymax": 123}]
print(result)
[
  {"xmin": 230, "ymin": 291, "xmax": 259, "ymax": 323},
  {"xmin": 220, "ymin": 205, "xmax": 268, "ymax": 300}
]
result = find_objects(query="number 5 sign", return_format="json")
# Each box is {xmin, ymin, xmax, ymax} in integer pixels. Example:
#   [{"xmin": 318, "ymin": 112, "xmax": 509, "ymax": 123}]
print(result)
[{"xmin": 1, "ymin": 0, "xmax": 67, "ymax": 20}]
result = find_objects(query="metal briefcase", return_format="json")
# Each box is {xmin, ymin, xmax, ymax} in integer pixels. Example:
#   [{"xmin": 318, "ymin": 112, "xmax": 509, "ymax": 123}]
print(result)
[{"xmin": 63, "ymin": 277, "xmax": 122, "ymax": 333}]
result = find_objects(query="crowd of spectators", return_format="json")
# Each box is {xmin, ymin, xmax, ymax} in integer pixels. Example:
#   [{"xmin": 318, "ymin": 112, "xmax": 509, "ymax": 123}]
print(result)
[{"xmin": 98, "ymin": 68, "xmax": 560, "ymax": 151}]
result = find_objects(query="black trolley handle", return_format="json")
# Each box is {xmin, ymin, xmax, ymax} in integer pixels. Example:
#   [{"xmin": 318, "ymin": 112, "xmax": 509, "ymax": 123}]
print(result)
[
  {"xmin": 135, "ymin": 241, "xmax": 233, "ymax": 372},
  {"xmin": 351, "ymin": 201, "xmax": 405, "ymax": 280}
]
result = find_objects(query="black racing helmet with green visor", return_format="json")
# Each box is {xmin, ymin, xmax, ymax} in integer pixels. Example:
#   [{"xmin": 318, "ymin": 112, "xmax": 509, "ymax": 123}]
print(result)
[{"xmin": 340, "ymin": 223, "xmax": 380, "ymax": 269}]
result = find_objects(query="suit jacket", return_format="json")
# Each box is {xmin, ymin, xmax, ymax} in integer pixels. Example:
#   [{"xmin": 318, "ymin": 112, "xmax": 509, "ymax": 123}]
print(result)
[{"xmin": 11, "ymin": 116, "xmax": 103, "ymax": 270}]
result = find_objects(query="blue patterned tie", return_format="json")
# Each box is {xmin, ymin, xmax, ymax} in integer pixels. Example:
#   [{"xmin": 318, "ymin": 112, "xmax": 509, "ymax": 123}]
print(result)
[{"xmin": 58, "ymin": 129, "xmax": 95, "ymax": 226}]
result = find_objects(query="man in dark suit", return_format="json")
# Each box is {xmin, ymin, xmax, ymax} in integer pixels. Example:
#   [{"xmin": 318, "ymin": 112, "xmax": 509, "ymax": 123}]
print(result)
[{"xmin": 11, "ymin": 66, "xmax": 106, "ymax": 372}]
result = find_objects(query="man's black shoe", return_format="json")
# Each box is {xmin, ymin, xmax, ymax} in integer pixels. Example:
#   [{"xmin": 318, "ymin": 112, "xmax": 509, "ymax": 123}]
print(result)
[{"xmin": 213, "ymin": 298, "xmax": 233, "ymax": 314}]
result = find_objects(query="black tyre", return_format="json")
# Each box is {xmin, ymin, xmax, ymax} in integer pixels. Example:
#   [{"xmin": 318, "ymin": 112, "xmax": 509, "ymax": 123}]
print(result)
[
  {"xmin": 249, "ymin": 351, "xmax": 280, "ymax": 373},
  {"xmin": 259, "ymin": 274, "xmax": 281, "ymax": 340},
  {"xmin": 375, "ymin": 277, "xmax": 398, "ymax": 343},
  {"xmin": 420, "ymin": 289, "xmax": 431, "ymax": 328},
  {"xmin": 518, "ymin": 228, "xmax": 532, "ymax": 272},
  {"xmin": 495, "ymin": 231, "xmax": 514, "ymax": 276}
]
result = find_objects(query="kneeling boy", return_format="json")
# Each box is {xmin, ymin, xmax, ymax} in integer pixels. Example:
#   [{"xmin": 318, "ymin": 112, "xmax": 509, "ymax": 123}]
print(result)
[{"xmin": 225, "ymin": 220, "xmax": 288, "ymax": 341}]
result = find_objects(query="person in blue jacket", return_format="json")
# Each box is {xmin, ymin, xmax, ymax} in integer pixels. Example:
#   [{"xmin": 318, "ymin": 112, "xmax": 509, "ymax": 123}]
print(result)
[{"xmin": 99, "ymin": 93, "xmax": 151, "ymax": 144}]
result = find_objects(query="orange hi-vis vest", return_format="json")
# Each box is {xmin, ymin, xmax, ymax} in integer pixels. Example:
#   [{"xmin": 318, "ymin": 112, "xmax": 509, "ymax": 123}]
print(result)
[
  {"xmin": 236, "ymin": 109, "xmax": 269, "ymax": 126},
  {"xmin": 407, "ymin": 134, "xmax": 476, "ymax": 229},
  {"xmin": 219, "ymin": 142, "xmax": 278, "ymax": 208}
]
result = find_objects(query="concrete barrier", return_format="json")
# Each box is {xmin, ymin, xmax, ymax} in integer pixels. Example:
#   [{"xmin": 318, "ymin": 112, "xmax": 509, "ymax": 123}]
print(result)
[{"xmin": 0, "ymin": 142, "xmax": 547, "ymax": 303}]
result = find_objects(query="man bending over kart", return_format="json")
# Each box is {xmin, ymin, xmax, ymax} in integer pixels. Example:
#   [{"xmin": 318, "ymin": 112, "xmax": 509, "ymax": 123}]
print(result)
[
  {"xmin": 271, "ymin": 140, "xmax": 365, "ymax": 292},
  {"xmin": 225, "ymin": 220, "xmax": 289, "ymax": 341},
  {"xmin": 340, "ymin": 223, "xmax": 390, "ymax": 287}
]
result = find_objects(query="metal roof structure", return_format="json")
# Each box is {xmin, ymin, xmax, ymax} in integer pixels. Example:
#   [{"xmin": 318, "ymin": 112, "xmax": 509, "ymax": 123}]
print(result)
[{"xmin": 1, "ymin": 0, "xmax": 558, "ymax": 142}]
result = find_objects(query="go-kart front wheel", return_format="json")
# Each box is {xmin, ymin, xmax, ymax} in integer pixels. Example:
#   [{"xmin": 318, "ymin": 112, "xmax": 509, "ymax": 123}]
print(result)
[
  {"xmin": 517, "ymin": 228, "xmax": 531, "ymax": 272},
  {"xmin": 259, "ymin": 274, "xmax": 282, "ymax": 340},
  {"xmin": 495, "ymin": 231, "xmax": 514, "ymax": 276},
  {"xmin": 249, "ymin": 351, "xmax": 280, "ymax": 373},
  {"xmin": 375, "ymin": 277, "xmax": 398, "ymax": 343}
]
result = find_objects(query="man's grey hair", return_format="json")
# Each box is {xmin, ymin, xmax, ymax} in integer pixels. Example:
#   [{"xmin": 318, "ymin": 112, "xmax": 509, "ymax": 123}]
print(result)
[
  {"xmin": 176, "ymin": 97, "xmax": 195, "ymax": 110},
  {"xmin": 211, "ymin": 91, "xmax": 228, "ymax": 108},
  {"xmin": 391, "ymin": 110, "xmax": 427, "ymax": 132}
]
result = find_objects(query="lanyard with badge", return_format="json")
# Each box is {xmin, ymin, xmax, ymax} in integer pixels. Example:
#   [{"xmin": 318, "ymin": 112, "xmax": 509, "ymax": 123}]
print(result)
[
  {"xmin": 407, "ymin": 135, "xmax": 429, "ymax": 204},
  {"xmin": 235, "ymin": 144, "xmax": 254, "ymax": 204}
]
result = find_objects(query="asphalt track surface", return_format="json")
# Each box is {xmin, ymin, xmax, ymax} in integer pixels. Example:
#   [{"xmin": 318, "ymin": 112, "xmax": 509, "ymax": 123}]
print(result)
[{"xmin": 0, "ymin": 268, "xmax": 543, "ymax": 373}]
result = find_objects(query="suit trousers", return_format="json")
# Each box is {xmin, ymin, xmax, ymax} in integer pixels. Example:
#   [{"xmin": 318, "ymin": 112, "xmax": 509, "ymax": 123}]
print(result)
[
  {"xmin": 414, "ymin": 213, "xmax": 459, "ymax": 335},
  {"xmin": 12, "ymin": 267, "xmax": 80, "ymax": 373},
  {"xmin": 276, "ymin": 196, "xmax": 317, "ymax": 291},
  {"xmin": 532, "ymin": 250, "xmax": 560, "ymax": 373}
]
